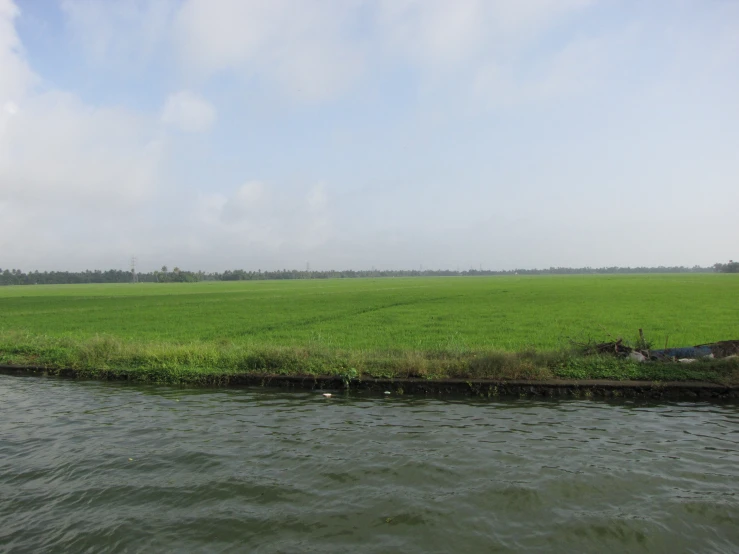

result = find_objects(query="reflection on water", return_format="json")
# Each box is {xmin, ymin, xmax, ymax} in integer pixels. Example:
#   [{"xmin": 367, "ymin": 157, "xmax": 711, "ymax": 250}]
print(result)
[{"xmin": 1, "ymin": 375, "xmax": 738, "ymax": 553}]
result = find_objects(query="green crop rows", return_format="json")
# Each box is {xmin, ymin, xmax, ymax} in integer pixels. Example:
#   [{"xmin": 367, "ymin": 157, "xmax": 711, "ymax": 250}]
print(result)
[{"xmin": 1, "ymin": 274, "xmax": 737, "ymax": 384}]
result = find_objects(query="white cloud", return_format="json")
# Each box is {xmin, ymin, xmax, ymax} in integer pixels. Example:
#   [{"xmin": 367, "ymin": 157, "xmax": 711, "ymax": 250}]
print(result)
[
  {"xmin": 57, "ymin": 0, "xmax": 596, "ymax": 105},
  {"xmin": 61, "ymin": 0, "xmax": 177, "ymax": 66},
  {"xmin": 377, "ymin": 0, "xmax": 489, "ymax": 66},
  {"xmin": 2, "ymin": 0, "xmax": 738, "ymax": 272},
  {"xmin": 1, "ymin": 0, "xmax": 341, "ymax": 269},
  {"xmin": 0, "ymin": 0, "xmax": 35, "ymax": 101},
  {"xmin": 1, "ymin": 91, "xmax": 162, "ymax": 206},
  {"xmin": 191, "ymin": 180, "xmax": 334, "ymax": 254},
  {"xmin": 1, "ymin": 0, "xmax": 162, "ymax": 208},
  {"xmin": 170, "ymin": 0, "xmax": 594, "ymax": 101},
  {"xmin": 0, "ymin": 0, "xmax": 35, "ymax": 171},
  {"xmin": 173, "ymin": 0, "xmax": 365, "ymax": 101},
  {"xmin": 376, "ymin": 0, "xmax": 593, "ymax": 67},
  {"xmin": 471, "ymin": 34, "xmax": 605, "ymax": 109},
  {"xmin": 0, "ymin": 0, "xmax": 165, "ymax": 268},
  {"xmin": 371, "ymin": 0, "xmax": 599, "ymax": 116},
  {"xmin": 161, "ymin": 90, "xmax": 216, "ymax": 132},
  {"xmin": 221, "ymin": 181, "xmax": 266, "ymax": 222}
]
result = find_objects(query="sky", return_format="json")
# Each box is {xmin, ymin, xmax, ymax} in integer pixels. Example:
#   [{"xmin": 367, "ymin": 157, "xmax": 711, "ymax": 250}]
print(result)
[{"xmin": 0, "ymin": 0, "xmax": 737, "ymax": 272}]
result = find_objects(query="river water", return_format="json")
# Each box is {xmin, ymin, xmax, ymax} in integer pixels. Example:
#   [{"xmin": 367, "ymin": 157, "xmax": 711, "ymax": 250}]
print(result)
[{"xmin": 1, "ymin": 375, "xmax": 738, "ymax": 553}]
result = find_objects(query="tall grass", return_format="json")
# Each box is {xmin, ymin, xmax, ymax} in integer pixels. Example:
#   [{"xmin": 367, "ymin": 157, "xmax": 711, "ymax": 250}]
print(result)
[{"xmin": 1, "ymin": 331, "xmax": 736, "ymax": 385}]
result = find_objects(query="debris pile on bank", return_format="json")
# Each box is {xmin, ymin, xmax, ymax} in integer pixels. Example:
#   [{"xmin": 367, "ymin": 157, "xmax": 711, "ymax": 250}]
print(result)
[{"xmin": 581, "ymin": 335, "xmax": 739, "ymax": 364}]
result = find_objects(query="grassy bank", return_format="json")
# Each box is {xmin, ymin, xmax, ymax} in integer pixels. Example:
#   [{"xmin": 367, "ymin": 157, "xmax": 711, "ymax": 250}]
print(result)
[
  {"xmin": 1, "ymin": 275, "xmax": 737, "ymax": 386},
  {"xmin": 1, "ymin": 332, "xmax": 737, "ymax": 386}
]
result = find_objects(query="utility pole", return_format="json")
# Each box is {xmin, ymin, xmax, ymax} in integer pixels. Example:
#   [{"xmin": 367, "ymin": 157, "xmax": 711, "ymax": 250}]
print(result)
[{"xmin": 130, "ymin": 257, "xmax": 138, "ymax": 284}]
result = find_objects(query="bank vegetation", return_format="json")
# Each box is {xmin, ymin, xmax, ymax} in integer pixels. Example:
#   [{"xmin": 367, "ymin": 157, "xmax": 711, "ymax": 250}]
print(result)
[{"xmin": 1, "ymin": 332, "xmax": 737, "ymax": 387}]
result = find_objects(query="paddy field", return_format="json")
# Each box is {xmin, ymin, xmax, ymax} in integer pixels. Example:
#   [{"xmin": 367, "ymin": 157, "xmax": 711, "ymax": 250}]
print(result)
[{"xmin": 1, "ymin": 274, "xmax": 737, "ymax": 384}]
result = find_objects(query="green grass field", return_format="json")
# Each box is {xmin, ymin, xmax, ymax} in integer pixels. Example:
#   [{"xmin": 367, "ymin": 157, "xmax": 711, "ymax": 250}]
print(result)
[{"xmin": 1, "ymin": 275, "xmax": 737, "ymax": 384}]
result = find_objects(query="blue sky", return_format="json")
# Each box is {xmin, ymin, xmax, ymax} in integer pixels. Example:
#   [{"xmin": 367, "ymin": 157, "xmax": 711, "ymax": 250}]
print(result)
[{"xmin": 1, "ymin": 0, "xmax": 737, "ymax": 271}]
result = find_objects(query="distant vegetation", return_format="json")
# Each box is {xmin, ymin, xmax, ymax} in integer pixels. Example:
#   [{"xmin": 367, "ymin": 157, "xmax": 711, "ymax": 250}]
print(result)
[
  {"xmin": 714, "ymin": 260, "xmax": 739, "ymax": 273},
  {"xmin": 1, "ymin": 275, "xmax": 737, "ymax": 385},
  {"xmin": 0, "ymin": 263, "xmax": 722, "ymax": 286}
]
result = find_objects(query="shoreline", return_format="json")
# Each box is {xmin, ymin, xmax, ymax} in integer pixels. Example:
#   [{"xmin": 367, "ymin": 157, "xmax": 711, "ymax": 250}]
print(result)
[
  {"xmin": 2, "ymin": 365, "xmax": 736, "ymax": 399},
  {"xmin": 2, "ymin": 334, "xmax": 738, "ymax": 386}
]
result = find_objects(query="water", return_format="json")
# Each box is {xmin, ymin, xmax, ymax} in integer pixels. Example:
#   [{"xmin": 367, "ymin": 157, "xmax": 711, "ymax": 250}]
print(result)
[{"xmin": 1, "ymin": 375, "xmax": 738, "ymax": 553}]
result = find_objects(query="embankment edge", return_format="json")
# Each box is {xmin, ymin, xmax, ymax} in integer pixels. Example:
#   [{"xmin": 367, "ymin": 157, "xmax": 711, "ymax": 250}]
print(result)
[{"xmin": 1, "ymin": 365, "xmax": 736, "ymax": 399}]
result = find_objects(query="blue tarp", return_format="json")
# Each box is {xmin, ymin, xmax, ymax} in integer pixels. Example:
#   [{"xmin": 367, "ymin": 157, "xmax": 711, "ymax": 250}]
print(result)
[{"xmin": 649, "ymin": 346, "xmax": 713, "ymax": 358}]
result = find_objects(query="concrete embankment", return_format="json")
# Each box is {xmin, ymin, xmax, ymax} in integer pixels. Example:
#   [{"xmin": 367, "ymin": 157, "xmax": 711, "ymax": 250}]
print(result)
[{"xmin": 1, "ymin": 365, "xmax": 736, "ymax": 399}]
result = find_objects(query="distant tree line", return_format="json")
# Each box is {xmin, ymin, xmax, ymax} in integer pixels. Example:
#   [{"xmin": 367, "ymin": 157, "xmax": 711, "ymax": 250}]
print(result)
[
  {"xmin": 714, "ymin": 260, "xmax": 739, "ymax": 273},
  {"xmin": 0, "ymin": 263, "xmax": 728, "ymax": 286}
]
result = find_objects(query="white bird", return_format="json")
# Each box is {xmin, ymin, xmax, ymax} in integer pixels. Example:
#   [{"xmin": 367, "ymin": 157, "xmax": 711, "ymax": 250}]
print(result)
[{"xmin": 323, "ymin": 393, "xmax": 332, "ymax": 398}]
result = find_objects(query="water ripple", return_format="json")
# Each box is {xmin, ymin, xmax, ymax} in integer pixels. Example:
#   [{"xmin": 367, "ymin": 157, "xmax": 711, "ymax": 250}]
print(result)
[{"xmin": 1, "ymin": 375, "xmax": 738, "ymax": 553}]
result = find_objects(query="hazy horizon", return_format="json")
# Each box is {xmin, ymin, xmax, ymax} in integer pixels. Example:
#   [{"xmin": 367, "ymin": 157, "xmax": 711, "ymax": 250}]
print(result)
[
  {"xmin": 1, "ymin": 0, "xmax": 737, "ymax": 272},
  {"xmin": 0, "ymin": 262, "xmax": 720, "ymax": 275}
]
